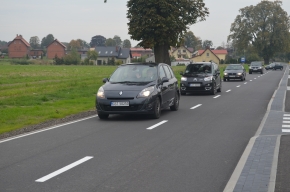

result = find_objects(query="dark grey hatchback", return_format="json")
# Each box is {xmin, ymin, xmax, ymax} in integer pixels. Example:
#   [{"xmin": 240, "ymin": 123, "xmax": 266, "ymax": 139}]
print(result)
[
  {"xmin": 96, "ymin": 63, "xmax": 180, "ymax": 119},
  {"xmin": 223, "ymin": 64, "xmax": 246, "ymax": 81}
]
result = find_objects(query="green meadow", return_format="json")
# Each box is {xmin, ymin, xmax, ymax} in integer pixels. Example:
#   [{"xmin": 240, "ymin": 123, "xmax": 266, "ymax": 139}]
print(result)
[{"xmin": 0, "ymin": 62, "xmax": 186, "ymax": 135}]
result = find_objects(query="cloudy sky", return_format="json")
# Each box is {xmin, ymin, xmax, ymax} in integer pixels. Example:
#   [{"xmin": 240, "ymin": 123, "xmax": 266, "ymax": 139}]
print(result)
[{"xmin": 1, "ymin": 0, "xmax": 290, "ymax": 48}]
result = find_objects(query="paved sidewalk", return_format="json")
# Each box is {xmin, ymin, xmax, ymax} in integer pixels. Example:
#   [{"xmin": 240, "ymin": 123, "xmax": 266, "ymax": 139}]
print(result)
[{"xmin": 224, "ymin": 64, "xmax": 290, "ymax": 192}]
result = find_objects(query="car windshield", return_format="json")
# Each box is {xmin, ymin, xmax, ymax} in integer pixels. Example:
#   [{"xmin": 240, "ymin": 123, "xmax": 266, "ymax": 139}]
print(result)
[
  {"xmin": 109, "ymin": 65, "xmax": 158, "ymax": 83},
  {"xmin": 251, "ymin": 62, "xmax": 262, "ymax": 66},
  {"xmin": 184, "ymin": 64, "xmax": 212, "ymax": 74},
  {"xmin": 226, "ymin": 65, "xmax": 243, "ymax": 70}
]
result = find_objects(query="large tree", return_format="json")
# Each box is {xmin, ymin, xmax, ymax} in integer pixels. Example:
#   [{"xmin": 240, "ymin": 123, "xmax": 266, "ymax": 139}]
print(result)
[
  {"xmin": 105, "ymin": 38, "xmax": 117, "ymax": 46},
  {"xmin": 41, "ymin": 34, "xmax": 54, "ymax": 48},
  {"xmin": 123, "ymin": 39, "xmax": 131, "ymax": 48},
  {"xmin": 228, "ymin": 1, "xmax": 290, "ymax": 64},
  {"xmin": 113, "ymin": 35, "xmax": 122, "ymax": 46},
  {"xmin": 90, "ymin": 35, "xmax": 106, "ymax": 47},
  {"xmin": 122, "ymin": 0, "xmax": 208, "ymax": 65},
  {"xmin": 202, "ymin": 40, "xmax": 213, "ymax": 49},
  {"xmin": 68, "ymin": 39, "xmax": 82, "ymax": 50},
  {"xmin": 29, "ymin": 36, "xmax": 40, "ymax": 49},
  {"xmin": 183, "ymin": 31, "xmax": 202, "ymax": 50}
]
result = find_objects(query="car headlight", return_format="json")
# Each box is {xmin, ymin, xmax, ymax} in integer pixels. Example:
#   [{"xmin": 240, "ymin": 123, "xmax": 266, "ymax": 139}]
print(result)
[
  {"xmin": 181, "ymin": 77, "xmax": 187, "ymax": 81},
  {"xmin": 224, "ymin": 73, "xmax": 228, "ymax": 75},
  {"xmin": 237, "ymin": 73, "xmax": 242, "ymax": 75},
  {"xmin": 258, "ymin": 67, "xmax": 262, "ymax": 69},
  {"xmin": 97, "ymin": 86, "xmax": 105, "ymax": 98},
  {"xmin": 138, "ymin": 86, "xmax": 154, "ymax": 98},
  {"xmin": 204, "ymin": 76, "xmax": 213, "ymax": 81}
]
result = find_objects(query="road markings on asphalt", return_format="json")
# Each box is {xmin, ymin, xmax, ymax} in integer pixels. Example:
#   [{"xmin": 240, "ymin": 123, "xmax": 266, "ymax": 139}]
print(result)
[
  {"xmin": 282, "ymin": 114, "xmax": 290, "ymax": 132},
  {"xmin": 147, "ymin": 120, "xmax": 168, "ymax": 130},
  {"xmin": 226, "ymin": 90, "xmax": 231, "ymax": 92},
  {"xmin": 258, "ymin": 76, "xmax": 260, "ymax": 77},
  {"xmin": 283, "ymin": 117, "xmax": 290, "ymax": 120},
  {"xmin": 254, "ymin": 78, "xmax": 257, "ymax": 79},
  {"xmin": 284, "ymin": 114, "xmax": 290, "ymax": 116},
  {"xmin": 35, "ymin": 156, "xmax": 94, "ymax": 182},
  {"xmin": 236, "ymin": 85, "xmax": 241, "ymax": 87},
  {"xmin": 283, "ymin": 121, "xmax": 290, "ymax": 124},
  {"xmin": 190, "ymin": 104, "xmax": 202, "ymax": 109},
  {"xmin": 0, "ymin": 115, "xmax": 98, "ymax": 144},
  {"xmin": 250, "ymin": 80, "xmax": 253, "ymax": 81},
  {"xmin": 244, "ymin": 82, "xmax": 247, "ymax": 84},
  {"xmin": 213, "ymin": 95, "xmax": 221, "ymax": 98}
]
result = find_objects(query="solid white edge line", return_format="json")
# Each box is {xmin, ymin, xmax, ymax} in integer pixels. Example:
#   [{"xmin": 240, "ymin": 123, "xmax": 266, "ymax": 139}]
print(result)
[
  {"xmin": 190, "ymin": 104, "xmax": 202, "ymax": 109},
  {"xmin": 147, "ymin": 120, "xmax": 168, "ymax": 130},
  {"xmin": 0, "ymin": 115, "xmax": 98, "ymax": 144},
  {"xmin": 268, "ymin": 135, "xmax": 280, "ymax": 192},
  {"xmin": 213, "ymin": 95, "xmax": 221, "ymax": 98},
  {"xmin": 35, "ymin": 156, "xmax": 93, "ymax": 182}
]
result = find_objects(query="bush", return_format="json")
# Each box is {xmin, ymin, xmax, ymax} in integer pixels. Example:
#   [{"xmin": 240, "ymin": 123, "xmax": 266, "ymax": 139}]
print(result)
[{"xmin": 10, "ymin": 59, "xmax": 31, "ymax": 65}]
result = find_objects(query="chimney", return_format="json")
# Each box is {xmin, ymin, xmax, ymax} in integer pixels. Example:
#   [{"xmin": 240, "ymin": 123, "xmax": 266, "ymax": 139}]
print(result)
[{"xmin": 16, "ymin": 34, "xmax": 18, "ymax": 37}]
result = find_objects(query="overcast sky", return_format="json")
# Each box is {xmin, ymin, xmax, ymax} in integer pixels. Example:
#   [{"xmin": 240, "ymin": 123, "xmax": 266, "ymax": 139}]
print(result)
[{"xmin": 1, "ymin": 0, "xmax": 290, "ymax": 48}]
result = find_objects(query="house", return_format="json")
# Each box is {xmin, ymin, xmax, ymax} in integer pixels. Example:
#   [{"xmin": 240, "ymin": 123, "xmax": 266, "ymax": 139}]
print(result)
[
  {"xmin": 170, "ymin": 46, "xmax": 194, "ymax": 60},
  {"xmin": 95, "ymin": 46, "xmax": 132, "ymax": 65},
  {"xmin": 191, "ymin": 48, "xmax": 220, "ymax": 64},
  {"xmin": 46, "ymin": 39, "xmax": 66, "ymax": 59},
  {"xmin": 30, "ymin": 49, "xmax": 44, "ymax": 58},
  {"xmin": 194, "ymin": 49, "xmax": 228, "ymax": 61},
  {"xmin": 130, "ymin": 47, "xmax": 153, "ymax": 59},
  {"xmin": 145, "ymin": 55, "xmax": 155, "ymax": 63},
  {"xmin": 8, "ymin": 34, "xmax": 30, "ymax": 58}
]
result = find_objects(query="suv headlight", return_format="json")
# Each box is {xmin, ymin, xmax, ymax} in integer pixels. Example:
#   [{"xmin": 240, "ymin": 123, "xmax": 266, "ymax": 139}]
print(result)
[
  {"xmin": 204, "ymin": 76, "xmax": 213, "ymax": 81},
  {"xmin": 97, "ymin": 86, "xmax": 105, "ymax": 98},
  {"xmin": 237, "ymin": 73, "xmax": 242, "ymax": 75},
  {"xmin": 138, "ymin": 86, "xmax": 154, "ymax": 98},
  {"xmin": 224, "ymin": 72, "xmax": 228, "ymax": 75},
  {"xmin": 181, "ymin": 77, "xmax": 187, "ymax": 81}
]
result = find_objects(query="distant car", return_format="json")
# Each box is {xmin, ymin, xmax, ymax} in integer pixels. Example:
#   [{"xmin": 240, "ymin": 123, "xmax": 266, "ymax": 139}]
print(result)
[
  {"xmin": 249, "ymin": 61, "xmax": 264, "ymax": 74},
  {"xmin": 180, "ymin": 62, "xmax": 222, "ymax": 95},
  {"xmin": 223, "ymin": 64, "xmax": 246, "ymax": 81},
  {"xmin": 95, "ymin": 63, "xmax": 180, "ymax": 119},
  {"xmin": 265, "ymin": 63, "xmax": 275, "ymax": 70},
  {"xmin": 273, "ymin": 63, "xmax": 283, "ymax": 70}
]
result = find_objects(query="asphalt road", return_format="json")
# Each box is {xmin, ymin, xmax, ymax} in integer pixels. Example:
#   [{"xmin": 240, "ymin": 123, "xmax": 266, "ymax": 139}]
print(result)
[{"xmin": 0, "ymin": 69, "xmax": 285, "ymax": 192}]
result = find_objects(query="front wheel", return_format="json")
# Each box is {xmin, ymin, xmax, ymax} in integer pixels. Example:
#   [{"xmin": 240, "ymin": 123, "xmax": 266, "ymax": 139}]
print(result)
[
  {"xmin": 170, "ymin": 92, "xmax": 179, "ymax": 111},
  {"xmin": 152, "ymin": 98, "xmax": 161, "ymax": 119},
  {"xmin": 211, "ymin": 83, "xmax": 217, "ymax": 95}
]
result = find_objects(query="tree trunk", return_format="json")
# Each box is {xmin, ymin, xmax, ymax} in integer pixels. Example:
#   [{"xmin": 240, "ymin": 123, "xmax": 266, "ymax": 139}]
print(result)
[
  {"xmin": 263, "ymin": 56, "xmax": 270, "ymax": 64},
  {"xmin": 154, "ymin": 43, "xmax": 171, "ymax": 65}
]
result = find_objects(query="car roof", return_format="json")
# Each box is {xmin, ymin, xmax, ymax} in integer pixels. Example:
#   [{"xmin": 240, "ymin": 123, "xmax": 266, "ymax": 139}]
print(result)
[
  {"xmin": 120, "ymin": 62, "xmax": 169, "ymax": 67},
  {"xmin": 228, "ymin": 64, "xmax": 242, "ymax": 65}
]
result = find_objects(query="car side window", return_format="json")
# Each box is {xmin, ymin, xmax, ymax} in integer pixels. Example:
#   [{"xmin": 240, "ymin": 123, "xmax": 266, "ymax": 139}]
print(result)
[
  {"xmin": 163, "ymin": 65, "xmax": 172, "ymax": 79},
  {"xmin": 168, "ymin": 66, "xmax": 175, "ymax": 78},
  {"xmin": 159, "ymin": 66, "xmax": 166, "ymax": 79}
]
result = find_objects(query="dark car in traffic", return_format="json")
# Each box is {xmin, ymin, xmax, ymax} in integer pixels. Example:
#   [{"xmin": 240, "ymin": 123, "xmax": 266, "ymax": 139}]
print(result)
[
  {"xmin": 273, "ymin": 63, "xmax": 283, "ymax": 70},
  {"xmin": 96, "ymin": 63, "xmax": 180, "ymax": 119},
  {"xmin": 249, "ymin": 61, "xmax": 264, "ymax": 74},
  {"xmin": 223, "ymin": 64, "xmax": 246, "ymax": 81},
  {"xmin": 180, "ymin": 62, "xmax": 222, "ymax": 95}
]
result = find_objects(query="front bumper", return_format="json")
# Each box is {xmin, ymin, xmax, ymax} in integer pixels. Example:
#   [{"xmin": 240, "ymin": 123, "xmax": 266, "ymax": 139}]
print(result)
[
  {"xmin": 224, "ymin": 74, "xmax": 243, "ymax": 79},
  {"xmin": 249, "ymin": 68, "xmax": 263, "ymax": 73},
  {"xmin": 96, "ymin": 95, "xmax": 158, "ymax": 115},
  {"xmin": 180, "ymin": 81, "xmax": 213, "ymax": 93}
]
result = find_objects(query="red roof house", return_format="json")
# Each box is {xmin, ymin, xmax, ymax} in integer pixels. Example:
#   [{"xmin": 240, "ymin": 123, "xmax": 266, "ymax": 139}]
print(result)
[{"xmin": 8, "ymin": 34, "xmax": 30, "ymax": 58}]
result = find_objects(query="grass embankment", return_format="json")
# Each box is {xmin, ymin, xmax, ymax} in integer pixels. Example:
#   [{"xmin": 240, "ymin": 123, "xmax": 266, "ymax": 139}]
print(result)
[{"xmin": 0, "ymin": 63, "xmax": 186, "ymax": 135}]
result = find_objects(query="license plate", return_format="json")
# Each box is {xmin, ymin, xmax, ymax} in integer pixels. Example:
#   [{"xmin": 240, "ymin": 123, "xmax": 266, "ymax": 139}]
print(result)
[
  {"xmin": 111, "ymin": 101, "xmax": 129, "ymax": 106},
  {"xmin": 190, "ymin": 84, "xmax": 200, "ymax": 87},
  {"xmin": 229, "ymin": 75, "xmax": 235, "ymax": 77},
  {"xmin": 253, "ymin": 69, "xmax": 257, "ymax": 71}
]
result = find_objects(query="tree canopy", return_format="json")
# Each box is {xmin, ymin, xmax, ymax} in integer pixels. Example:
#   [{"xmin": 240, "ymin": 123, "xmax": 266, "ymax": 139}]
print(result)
[
  {"xmin": 126, "ymin": 0, "xmax": 208, "ymax": 64},
  {"xmin": 90, "ymin": 35, "xmax": 106, "ymax": 47},
  {"xmin": 41, "ymin": 34, "xmax": 54, "ymax": 48},
  {"xmin": 202, "ymin": 40, "xmax": 213, "ymax": 49},
  {"xmin": 123, "ymin": 39, "xmax": 131, "ymax": 48},
  {"xmin": 228, "ymin": 0, "xmax": 290, "ymax": 64},
  {"xmin": 183, "ymin": 31, "xmax": 202, "ymax": 50},
  {"xmin": 29, "ymin": 36, "xmax": 40, "ymax": 49}
]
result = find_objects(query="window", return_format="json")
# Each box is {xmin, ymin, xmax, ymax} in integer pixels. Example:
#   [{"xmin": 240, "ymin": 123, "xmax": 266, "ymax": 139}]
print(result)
[
  {"xmin": 183, "ymin": 50, "xmax": 186, "ymax": 53},
  {"xmin": 97, "ymin": 60, "xmax": 102, "ymax": 65},
  {"xmin": 163, "ymin": 66, "xmax": 172, "ymax": 79},
  {"xmin": 159, "ymin": 66, "xmax": 166, "ymax": 79},
  {"xmin": 206, "ymin": 53, "xmax": 209, "ymax": 57}
]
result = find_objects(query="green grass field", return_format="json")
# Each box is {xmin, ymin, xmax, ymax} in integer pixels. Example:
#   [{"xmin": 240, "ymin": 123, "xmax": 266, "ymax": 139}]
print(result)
[{"xmin": 0, "ymin": 62, "xmax": 186, "ymax": 135}]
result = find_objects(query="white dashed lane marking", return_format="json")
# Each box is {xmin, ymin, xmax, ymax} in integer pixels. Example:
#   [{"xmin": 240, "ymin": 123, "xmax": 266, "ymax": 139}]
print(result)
[
  {"xmin": 147, "ymin": 120, "xmax": 168, "ymax": 130},
  {"xmin": 244, "ymin": 82, "xmax": 247, "ymax": 84},
  {"xmin": 36, "ymin": 156, "xmax": 94, "ymax": 182},
  {"xmin": 226, "ymin": 90, "xmax": 231, "ymax": 93},
  {"xmin": 236, "ymin": 85, "xmax": 241, "ymax": 87},
  {"xmin": 190, "ymin": 104, "xmax": 202, "ymax": 110},
  {"xmin": 250, "ymin": 80, "xmax": 253, "ymax": 81},
  {"xmin": 213, "ymin": 95, "xmax": 221, "ymax": 99}
]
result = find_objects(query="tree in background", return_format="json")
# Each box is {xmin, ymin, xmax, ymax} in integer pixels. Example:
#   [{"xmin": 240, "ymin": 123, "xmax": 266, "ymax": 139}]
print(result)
[
  {"xmin": 86, "ymin": 50, "xmax": 98, "ymax": 64},
  {"xmin": 123, "ymin": 39, "xmax": 131, "ymax": 48},
  {"xmin": 68, "ymin": 39, "xmax": 82, "ymax": 50},
  {"xmin": 113, "ymin": 35, "xmax": 122, "ymax": 46},
  {"xmin": 126, "ymin": 0, "xmax": 209, "ymax": 65},
  {"xmin": 183, "ymin": 31, "xmax": 202, "ymax": 50},
  {"xmin": 90, "ymin": 35, "xmax": 106, "ymax": 47},
  {"xmin": 228, "ymin": 1, "xmax": 290, "ymax": 64},
  {"xmin": 202, "ymin": 40, "xmax": 213, "ymax": 49},
  {"xmin": 105, "ymin": 38, "xmax": 116, "ymax": 46},
  {"xmin": 29, "ymin": 36, "xmax": 40, "ymax": 49},
  {"xmin": 63, "ymin": 48, "xmax": 81, "ymax": 65},
  {"xmin": 41, "ymin": 34, "xmax": 54, "ymax": 48}
]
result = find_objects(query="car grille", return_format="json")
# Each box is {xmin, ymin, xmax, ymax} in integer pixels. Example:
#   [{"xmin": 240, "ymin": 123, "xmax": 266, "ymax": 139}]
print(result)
[
  {"xmin": 228, "ymin": 73, "xmax": 236, "ymax": 75},
  {"xmin": 186, "ymin": 87, "xmax": 205, "ymax": 91},
  {"xmin": 106, "ymin": 97, "xmax": 134, "ymax": 100},
  {"xmin": 100, "ymin": 104, "xmax": 142, "ymax": 111}
]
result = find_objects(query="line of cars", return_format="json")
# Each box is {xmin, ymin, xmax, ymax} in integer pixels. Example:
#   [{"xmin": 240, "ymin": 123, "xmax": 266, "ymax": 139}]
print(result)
[
  {"xmin": 95, "ymin": 61, "xmax": 282, "ymax": 120},
  {"xmin": 265, "ymin": 62, "xmax": 283, "ymax": 70}
]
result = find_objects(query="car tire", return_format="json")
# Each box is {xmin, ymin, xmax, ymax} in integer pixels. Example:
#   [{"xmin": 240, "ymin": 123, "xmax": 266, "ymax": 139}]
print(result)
[
  {"xmin": 170, "ymin": 92, "xmax": 179, "ymax": 111},
  {"xmin": 241, "ymin": 77, "xmax": 243, "ymax": 81},
  {"xmin": 211, "ymin": 83, "xmax": 216, "ymax": 95},
  {"xmin": 152, "ymin": 98, "xmax": 161, "ymax": 119},
  {"xmin": 249, "ymin": 72, "xmax": 252, "ymax": 74},
  {"xmin": 181, "ymin": 91, "xmax": 186, "ymax": 95},
  {"xmin": 98, "ymin": 113, "xmax": 109, "ymax": 119},
  {"xmin": 261, "ymin": 71, "xmax": 263, "ymax": 74},
  {"xmin": 223, "ymin": 78, "xmax": 226, "ymax": 81}
]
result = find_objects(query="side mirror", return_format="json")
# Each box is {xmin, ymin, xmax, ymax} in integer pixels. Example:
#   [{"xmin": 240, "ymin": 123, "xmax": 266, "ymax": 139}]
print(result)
[
  {"xmin": 161, "ymin": 77, "xmax": 169, "ymax": 83},
  {"xmin": 102, "ymin": 78, "xmax": 108, "ymax": 83},
  {"xmin": 180, "ymin": 71, "xmax": 184, "ymax": 75}
]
